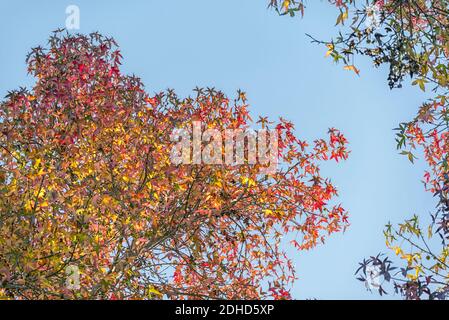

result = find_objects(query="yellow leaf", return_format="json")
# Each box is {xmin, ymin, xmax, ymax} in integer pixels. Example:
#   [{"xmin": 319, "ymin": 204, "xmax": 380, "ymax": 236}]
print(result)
[
  {"xmin": 343, "ymin": 65, "xmax": 360, "ymax": 76},
  {"xmin": 241, "ymin": 177, "xmax": 256, "ymax": 187},
  {"xmin": 248, "ymin": 179, "xmax": 256, "ymax": 187},
  {"xmin": 33, "ymin": 158, "xmax": 42, "ymax": 170},
  {"xmin": 35, "ymin": 189, "xmax": 45, "ymax": 199},
  {"xmin": 24, "ymin": 199, "xmax": 34, "ymax": 211},
  {"xmin": 39, "ymin": 200, "xmax": 49, "ymax": 208},
  {"xmin": 148, "ymin": 286, "xmax": 162, "ymax": 297},
  {"xmin": 393, "ymin": 246, "xmax": 403, "ymax": 256},
  {"xmin": 102, "ymin": 195, "xmax": 112, "ymax": 205},
  {"xmin": 412, "ymin": 78, "xmax": 428, "ymax": 92},
  {"xmin": 335, "ymin": 11, "xmax": 348, "ymax": 26},
  {"xmin": 325, "ymin": 44, "xmax": 334, "ymax": 57}
]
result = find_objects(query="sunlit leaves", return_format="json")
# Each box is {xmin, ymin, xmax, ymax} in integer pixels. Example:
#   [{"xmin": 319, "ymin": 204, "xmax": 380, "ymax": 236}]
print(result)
[{"xmin": 0, "ymin": 31, "xmax": 349, "ymax": 300}]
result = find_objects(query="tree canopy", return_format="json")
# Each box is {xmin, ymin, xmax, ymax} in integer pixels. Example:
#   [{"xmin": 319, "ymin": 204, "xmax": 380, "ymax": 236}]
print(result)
[{"xmin": 0, "ymin": 31, "xmax": 348, "ymax": 299}]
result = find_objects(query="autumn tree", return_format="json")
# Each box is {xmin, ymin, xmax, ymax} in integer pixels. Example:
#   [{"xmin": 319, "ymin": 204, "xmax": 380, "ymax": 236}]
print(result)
[
  {"xmin": 0, "ymin": 31, "xmax": 349, "ymax": 299},
  {"xmin": 268, "ymin": 0, "xmax": 449, "ymax": 298}
]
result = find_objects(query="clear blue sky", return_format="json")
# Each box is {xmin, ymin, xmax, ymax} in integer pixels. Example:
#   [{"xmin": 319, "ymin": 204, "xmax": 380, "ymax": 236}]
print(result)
[{"xmin": 0, "ymin": 0, "xmax": 436, "ymax": 299}]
